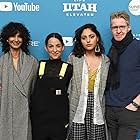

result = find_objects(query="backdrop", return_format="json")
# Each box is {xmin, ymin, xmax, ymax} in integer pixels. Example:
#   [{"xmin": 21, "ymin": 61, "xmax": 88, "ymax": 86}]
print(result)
[{"xmin": 0, "ymin": 0, "xmax": 140, "ymax": 137}]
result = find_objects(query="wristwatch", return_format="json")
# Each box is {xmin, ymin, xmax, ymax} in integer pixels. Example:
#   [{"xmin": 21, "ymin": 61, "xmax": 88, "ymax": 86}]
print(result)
[{"xmin": 132, "ymin": 101, "xmax": 139, "ymax": 109}]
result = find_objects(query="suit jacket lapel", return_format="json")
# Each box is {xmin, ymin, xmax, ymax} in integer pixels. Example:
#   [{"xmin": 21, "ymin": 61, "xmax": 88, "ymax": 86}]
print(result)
[
  {"xmin": 19, "ymin": 54, "xmax": 33, "ymax": 85},
  {"xmin": 73, "ymin": 56, "xmax": 84, "ymax": 95},
  {"xmin": 13, "ymin": 70, "xmax": 27, "ymax": 97},
  {"xmin": 13, "ymin": 54, "xmax": 33, "ymax": 97},
  {"xmin": 99, "ymin": 55, "xmax": 110, "ymax": 93}
]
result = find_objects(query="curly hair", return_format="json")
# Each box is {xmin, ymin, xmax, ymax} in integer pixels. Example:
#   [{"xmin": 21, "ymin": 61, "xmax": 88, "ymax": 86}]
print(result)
[
  {"xmin": 0, "ymin": 22, "xmax": 31, "ymax": 54},
  {"xmin": 72, "ymin": 23, "xmax": 105, "ymax": 58}
]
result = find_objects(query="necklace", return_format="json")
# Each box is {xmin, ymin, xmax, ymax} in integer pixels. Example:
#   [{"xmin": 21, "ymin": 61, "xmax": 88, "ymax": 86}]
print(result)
[{"xmin": 84, "ymin": 55, "xmax": 101, "ymax": 72}]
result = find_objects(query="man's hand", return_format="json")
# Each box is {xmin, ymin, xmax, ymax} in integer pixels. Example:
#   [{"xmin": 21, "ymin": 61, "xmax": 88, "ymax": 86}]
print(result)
[{"xmin": 125, "ymin": 103, "xmax": 138, "ymax": 111}]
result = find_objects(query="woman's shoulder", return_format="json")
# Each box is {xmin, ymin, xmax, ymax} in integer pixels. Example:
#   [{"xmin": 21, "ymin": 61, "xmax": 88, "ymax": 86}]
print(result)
[
  {"xmin": 28, "ymin": 54, "xmax": 38, "ymax": 63},
  {"xmin": 102, "ymin": 54, "xmax": 110, "ymax": 63},
  {"xmin": 61, "ymin": 61, "xmax": 73, "ymax": 77},
  {"xmin": 67, "ymin": 53, "xmax": 75, "ymax": 61},
  {"xmin": 67, "ymin": 53, "xmax": 83, "ymax": 63},
  {"xmin": 62, "ymin": 60, "xmax": 72, "ymax": 68}
]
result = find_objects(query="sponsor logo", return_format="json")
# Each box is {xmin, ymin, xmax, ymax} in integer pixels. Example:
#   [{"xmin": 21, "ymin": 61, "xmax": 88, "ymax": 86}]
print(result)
[
  {"xmin": 129, "ymin": 0, "xmax": 140, "ymax": 16},
  {"xmin": 62, "ymin": 0, "xmax": 97, "ymax": 17},
  {"xmin": 0, "ymin": 2, "xmax": 12, "ymax": 11},
  {"xmin": 133, "ymin": 33, "xmax": 140, "ymax": 40},
  {"xmin": 0, "ymin": 2, "xmax": 40, "ymax": 12},
  {"xmin": 30, "ymin": 40, "xmax": 40, "ymax": 47},
  {"xmin": 63, "ymin": 37, "xmax": 73, "ymax": 46}
]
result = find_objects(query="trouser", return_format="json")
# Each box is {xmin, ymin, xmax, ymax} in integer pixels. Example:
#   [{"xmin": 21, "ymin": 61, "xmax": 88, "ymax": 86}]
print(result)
[
  {"xmin": 105, "ymin": 106, "xmax": 140, "ymax": 140},
  {"xmin": 32, "ymin": 123, "xmax": 67, "ymax": 140}
]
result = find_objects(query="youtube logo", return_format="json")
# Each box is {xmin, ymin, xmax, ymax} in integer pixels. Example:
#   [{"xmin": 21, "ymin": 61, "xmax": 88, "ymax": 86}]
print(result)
[
  {"xmin": 63, "ymin": 37, "xmax": 73, "ymax": 46},
  {"xmin": 0, "ymin": 2, "xmax": 40, "ymax": 12},
  {"xmin": 0, "ymin": 2, "xmax": 13, "ymax": 11}
]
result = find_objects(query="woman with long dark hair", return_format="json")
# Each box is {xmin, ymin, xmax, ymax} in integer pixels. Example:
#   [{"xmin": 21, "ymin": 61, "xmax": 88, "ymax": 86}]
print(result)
[
  {"xmin": 67, "ymin": 23, "xmax": 110, "ymax": 140},
  {"xmin": 0, "ymin": 22, "xmax": 38, "ymax": 140}
]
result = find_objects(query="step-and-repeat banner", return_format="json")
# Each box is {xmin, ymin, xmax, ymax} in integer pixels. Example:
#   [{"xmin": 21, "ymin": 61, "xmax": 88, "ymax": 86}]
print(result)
[
  {"xmin": 0, "ymin": 0, "xmax": 140, "ymax": 138},
  {"xmin": 0, "ymin": 0, "xmax": 140, "ymax": 60}
]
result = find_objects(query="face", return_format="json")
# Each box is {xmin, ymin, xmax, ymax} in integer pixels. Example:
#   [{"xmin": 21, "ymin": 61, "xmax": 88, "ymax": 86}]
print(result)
[
  {"xmin": 111, "ymin": 18, "xmax": 130, "ymax": 41},
  {"xmin": 46, "ymin": 37, "xmax": 64, "ymax": 60},
  {"xmin": 7, "ymin": 32, "xmax": 23, "ymax": 51},
  {"xmin": 81, "ymin": 28, "xmax": 99, "ymax": 52}
]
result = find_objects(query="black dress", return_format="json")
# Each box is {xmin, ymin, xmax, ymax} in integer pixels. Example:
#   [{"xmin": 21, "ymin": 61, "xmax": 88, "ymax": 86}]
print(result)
[{"xmin": 30, "ymin": 59, "xmax": 73, "ymax": 140}]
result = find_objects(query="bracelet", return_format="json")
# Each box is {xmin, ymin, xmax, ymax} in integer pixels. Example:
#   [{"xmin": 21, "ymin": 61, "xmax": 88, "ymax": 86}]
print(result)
[{"xmin": 132, "ymin": 101, "xmax": 139, "ymax": 108}]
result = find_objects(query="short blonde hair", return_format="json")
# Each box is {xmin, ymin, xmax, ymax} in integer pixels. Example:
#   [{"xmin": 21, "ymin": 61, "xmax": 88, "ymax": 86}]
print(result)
[{"xmin": 110, "ymin": 11, "xmax": 130, "ymax": 26}]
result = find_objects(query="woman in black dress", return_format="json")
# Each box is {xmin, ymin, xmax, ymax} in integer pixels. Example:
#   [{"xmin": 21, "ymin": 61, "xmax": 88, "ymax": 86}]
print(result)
[{"xmin": 30, "ymin": 33, "xmax": 73, "ymax": 140}]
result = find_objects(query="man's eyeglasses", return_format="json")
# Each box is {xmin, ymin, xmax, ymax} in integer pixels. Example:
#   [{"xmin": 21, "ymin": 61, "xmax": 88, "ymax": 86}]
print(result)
[{"xmin": 111, "ymin": 25, "xmax": 128, "ymax": 31}]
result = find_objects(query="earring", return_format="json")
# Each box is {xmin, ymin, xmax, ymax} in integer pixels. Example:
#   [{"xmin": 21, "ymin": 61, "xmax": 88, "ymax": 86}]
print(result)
[{"xmin": 95, "ymin": 44, "xmax": 100, "ymax": 53}]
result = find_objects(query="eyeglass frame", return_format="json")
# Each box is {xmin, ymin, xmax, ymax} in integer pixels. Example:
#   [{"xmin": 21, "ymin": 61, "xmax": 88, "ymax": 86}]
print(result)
[{"xmin": 111, "ymin": 25, "xmax": 129, "ymax": 31}]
